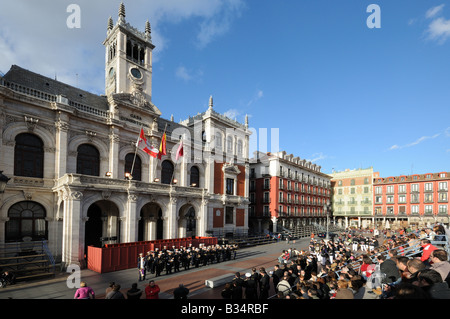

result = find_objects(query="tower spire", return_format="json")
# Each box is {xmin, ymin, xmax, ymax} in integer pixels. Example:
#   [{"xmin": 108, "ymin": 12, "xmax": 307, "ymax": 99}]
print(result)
[
  {"xmin": 145, "ymin": 20, "xmax": 152, "ymax": 40},
  {"xmin": 208, "ymin": 95, "xmax": 213, "ymax": 110},
  {"xmin": 107, "ymin": 16, "xmax": 113, "ymax": 31},
  {"xmin": 118, "ymin": 2, "xmax": 126, "ymax": 22}
]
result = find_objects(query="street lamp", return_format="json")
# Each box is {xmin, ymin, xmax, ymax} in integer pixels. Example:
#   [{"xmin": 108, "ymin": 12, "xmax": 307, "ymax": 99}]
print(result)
[{"xmin": 0, "ymin": 171, "xmax": 11, "ymax": 193}]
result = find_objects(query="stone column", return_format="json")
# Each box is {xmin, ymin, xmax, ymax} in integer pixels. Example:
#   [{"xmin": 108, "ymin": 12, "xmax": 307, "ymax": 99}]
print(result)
[
  {"xmin": 124, "ymin": 194, "xmax": 138, "ymax": 242},
  {"xmin": 109, "ymin": 127, "xmax": 120, "ymax": 178},
  {"xmin": 178, "ymin": 216, "xmax": 186, "ymax": 238},
  {"xmin": 271, "ymin": 216, "xmax": 278, "ymax": 233},
  {"xmin": 0, "ymin": 217, "xmax": 7, "ymax": 246},
  {"xmin": 198, "ymin": 199, "xmax": 209, "ymax": 237},
  {"xmin": 148, "ymin": 217, "xmax": 157, "ymax": 241},
  {"xmin": 62, "ymin": 190, "xmax": 84, "ymax": 268},
  {"xmin": 164, "ymin": 197, "xmax": 177, "ymax": 239},
  {"xmin": 55, "ymin": 115, "xmax": 69, "ymax": 178}
]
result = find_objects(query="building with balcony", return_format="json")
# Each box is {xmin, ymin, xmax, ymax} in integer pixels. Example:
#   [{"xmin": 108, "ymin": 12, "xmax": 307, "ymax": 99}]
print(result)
[
  {"xmin": 330, "ymin": 167, "xmax": 375, "ymax": 229},
  {"xmin": 373, "ymin": 171, "xmax": 450, "ymax": 229},
  {"xmin": 0, "ymin": 4, "xmax": 251, "ymax": 268},
  {"xmin": 248, "ymin": 151, "xmax": 332, "ymax": 234}
]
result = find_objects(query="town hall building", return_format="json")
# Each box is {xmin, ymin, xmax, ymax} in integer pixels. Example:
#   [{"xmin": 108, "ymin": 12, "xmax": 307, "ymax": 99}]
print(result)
[{"xmin": 0, "ymin": 3, "xmax": 251, "ymax": 268}]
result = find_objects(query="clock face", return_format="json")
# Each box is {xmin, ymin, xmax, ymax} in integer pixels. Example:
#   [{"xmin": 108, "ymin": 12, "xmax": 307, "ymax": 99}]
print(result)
[{"xmin": 130, "ymin": 67, "xmax": 142, "ymax": 79}]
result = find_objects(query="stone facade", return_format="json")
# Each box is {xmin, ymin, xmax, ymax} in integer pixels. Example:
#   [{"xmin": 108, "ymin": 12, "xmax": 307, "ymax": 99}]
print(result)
[
  {"xmin": 330, "ymin": 167, "xmax": 374, "ymax": 229},
  {"xmin": 0, "ymin": 4, "xmax": 250, "ymax": 268},
  {"xmin": 248, "ymin": 151, "xmax": 332, "ymax": 234}
]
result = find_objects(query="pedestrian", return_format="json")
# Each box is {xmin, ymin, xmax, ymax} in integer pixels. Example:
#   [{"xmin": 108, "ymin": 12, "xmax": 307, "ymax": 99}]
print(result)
[
  {"xmin": 145, "ymin": 280, "xmax": 160, "ymax": 299},
  {"xmin": 276, "ymin": 275, "xmax": 292, "ymax": 297},
  {"xmin": 243, "ymin": 273, "xmax": 258, "ymax": 299},
  {"xmin": 105, "ymin": 281, "xmax": 115, "ymax": 296},
  {"xmin": 231, "ymin": 281, "xmax": 243, "ymax": 300},
  {"xmin": 259, "ymin": 270, "xmax": 270, "ymax": 299},
  {"xmin": 430, "ymin": 249, "xmax": 450, "ymax": 283},
  {"xmin": 105, "ymin": 284, "xmax": 125, "ymax": 299},
  {"xmin": 420, "ymin": 239, "xmax": 438, "ymax": 266},
  {"xmin": 173, "ymin": 283, "xmax": 190, "ymax": 299},
  {"xmin": 138, "ymin": 253, "xmax": 147, "ymax": 281},
  {"xmin": 126, "ymin": 283, "xmax": 143, "ymax": 299},
  {"xmin": 417, "ymin": 269, "xmax": 450, "ymax": 299},
  {"xmin": 74, "ymin": 281, "xmax": 95, "ymax": 299},
  {"xmin": 376, "ymin": 254, "xmax": 400, "ymax": 284},
  {"xmin": 272, "ymin": 265, "xmax": 283, "ymax": 292},
  {"xmin": 232, "ymin": 272, "xmax": 244, "ymax": 288},
  {"xmin": 221, "ymin": 283, "xmax": 233, "ymax": 299}
]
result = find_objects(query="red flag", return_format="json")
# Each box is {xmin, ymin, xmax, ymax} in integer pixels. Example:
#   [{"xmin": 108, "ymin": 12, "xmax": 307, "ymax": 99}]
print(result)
[
  {"xmin": 137, "ymin": 128, "xmax": 159, "ymax": 158},
  {"xmin": 157, "ymin": 132, "xmax": 167, "ymax": 160},
  {"xmin": 176, "ymin": 139, "xmax": 183, "ymax": 161}
]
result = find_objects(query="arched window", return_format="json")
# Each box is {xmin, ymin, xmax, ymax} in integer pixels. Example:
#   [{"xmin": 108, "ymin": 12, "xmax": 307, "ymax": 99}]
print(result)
[
  {"xmin": 190, "ymin": 166, "xmax": 200, "ymax": 187},
  {"xmin": 125, "ymin": 153, "xmax": 142, "ymax": 181},
  {"xmin": 126, "ymin": 40, "xmax": 132, "ymax": 58},
  {"xmin": 227, "ymin": 136, "xmax": 233, "ymax": 153},
  {"xmin": 14, "ymin": 133, "xmax": 44, "ymax": 178},
  {"xmin": 77, "ymin": 144, "xmax": 100, "ymax": 176},
  {"xmin": 214, "ymin": 132, "xmax": 222, "ymax": 151},
  {"xmin": 5, "ymin": 201, "xmax": 47, "ymax": 242},
  {"xmin": 237, "ymin": 139, "xmax": 243, "ymax": 156},
  {"xmin": 133, "ymin": 44, "xmax": 139, "ymax": 61},
  {"xmin": 140, "ymin": 48, "xmax": 145, "ymax": 65},
  {"xmin": 161, "ymin": 160, "xmax": 174, "ymax": 184}
]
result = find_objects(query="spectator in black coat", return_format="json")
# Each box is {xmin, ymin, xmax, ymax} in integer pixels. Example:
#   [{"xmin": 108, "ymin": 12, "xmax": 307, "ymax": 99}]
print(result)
[
  {"xmin": 243, "ymin": 273, "xmax": 258, "ymax": 299},
  {"xmin": 173, "ymin": 283, "xmax": 190, "ymax": 299},
  {"xmin": 231, "ymin": 281, "xmax": 243, "ymax": 300},
  {"xmin": 376, "ymin": 254, "xmax": 400, "ymax": 284},
  {"xmin": 126, "ymin": 283, "xmax": 142, "ymax": 299}
]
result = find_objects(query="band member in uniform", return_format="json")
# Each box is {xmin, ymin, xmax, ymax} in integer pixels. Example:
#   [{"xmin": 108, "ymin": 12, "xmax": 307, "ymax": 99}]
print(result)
[
  {"xmin": 173, "ymin": 250, "xmax": 181, "ymax": 273},
  {"xmin": 243, "ymin": 272, "xmax": 258, "ymax": 299},
  {"xmin": 165, "ymin": 252, "xmax": 174, "ymax": 275},
  {"xmin": 137, "ymin": 253, "xmax": 147, "ymax": 281}
]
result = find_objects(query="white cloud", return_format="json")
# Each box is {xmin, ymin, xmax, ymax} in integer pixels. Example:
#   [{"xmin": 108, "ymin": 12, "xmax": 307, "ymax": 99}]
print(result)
[
  {"xmin": 223, "ymin": 108, "xmax": 240, "ymax": 120},
  {"xmin": 389, "ymin": 145, "xmax": 399, "ymax": 150},
  {"xmin": 426, "ymin": 4, "xmax": 445, "ymax": 19},
  {"xmin": 0, "ymin": 0, "xmax": 244, "ymax": 94},
  {"xmin": 423, "ymin": 4, "xmax": 450, "ymax": 44},
  {"xmin": 389, "ymin": 132, "xmax": 441, "ymax": 151},
  {"xmin": 175, "ymin": 66, "xmax": 192, "ymax": 81},
  {"xmin": 175, "ymin": 65, "xmax": 204, "ymax": 82},
  {"xmin": 306, "ymin": 152, "xmax": 327, "ymax": 163},
  {"xmin": 426, "ymin": 17, "xmax": 450, "ymax": 43},
  {"xmin": 246, "ymin": 89, "xmax": 264, "ymax": 106},
  {"xmin": 445, "ymin": 127, "xmax": 450, "ymax": 137},
  {"xmin": 196, "ymin": 0, "xmax": 246, "ymax": 49}
]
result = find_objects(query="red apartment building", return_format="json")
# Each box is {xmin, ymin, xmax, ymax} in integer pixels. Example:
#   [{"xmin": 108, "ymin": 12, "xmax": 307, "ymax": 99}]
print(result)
[
  {"xmin": 373, "ymin": 171, "xmax": 450, "ymax": 229},
  {"xmin": 248, "ymin": 151, "xmax": 332, "ymax": 234}
]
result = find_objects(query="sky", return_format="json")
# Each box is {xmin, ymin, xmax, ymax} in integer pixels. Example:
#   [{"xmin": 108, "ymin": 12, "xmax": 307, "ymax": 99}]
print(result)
[{"xmin": 0, "ymin": 0, "xmax": 449, "ymax": 178}]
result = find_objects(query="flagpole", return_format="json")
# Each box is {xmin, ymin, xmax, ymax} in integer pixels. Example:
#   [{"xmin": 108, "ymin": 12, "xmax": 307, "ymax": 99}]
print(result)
[
  {"xmin": 130, "ymin": 125, "xmax": 143, "ymax": 179},
  {"xmin": 171, "ymin": 136, "xmax": 183, "ymax": 185},
  {"xmin": 154, "ymin": 123, "xmax": 167, "ymax": 182}
]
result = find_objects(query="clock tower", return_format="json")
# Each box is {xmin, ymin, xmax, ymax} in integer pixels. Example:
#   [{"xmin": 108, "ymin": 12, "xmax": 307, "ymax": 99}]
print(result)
[{"xmin": 103, "ymin": 2, "xmax": 155, "ymax": 102}]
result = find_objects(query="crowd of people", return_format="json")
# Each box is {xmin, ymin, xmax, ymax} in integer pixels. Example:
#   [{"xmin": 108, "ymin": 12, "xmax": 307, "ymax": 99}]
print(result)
[
  {"xmin": 220, "ymin": 225, "xmax": 450, "ymax": 300},
  {"xmin": 70, "ymin": 224, "xmax": 449, "ymax": 300},
  {"xmin": 137, "ymin": 243, "xmax": 239, "ymax": 281},
  {"xmin": 73, "ymin": 242, "xmax": 239, "ymax": 299}
]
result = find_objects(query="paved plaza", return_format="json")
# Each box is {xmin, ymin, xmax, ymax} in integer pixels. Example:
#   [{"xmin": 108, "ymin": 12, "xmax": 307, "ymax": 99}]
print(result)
[{"xmin": 0, "ymin": 238, "xmax": 310, "ymax": 299}]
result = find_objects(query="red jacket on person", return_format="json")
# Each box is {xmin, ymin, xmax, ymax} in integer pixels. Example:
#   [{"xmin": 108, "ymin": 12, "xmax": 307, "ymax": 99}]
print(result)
[
  {"xmin": 145, "ymin": 284, "xmax": 160, "ymax": 299},
  {"xmin": 421, "ymin": 243, "xmax": 437, "ymax": 262}
]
